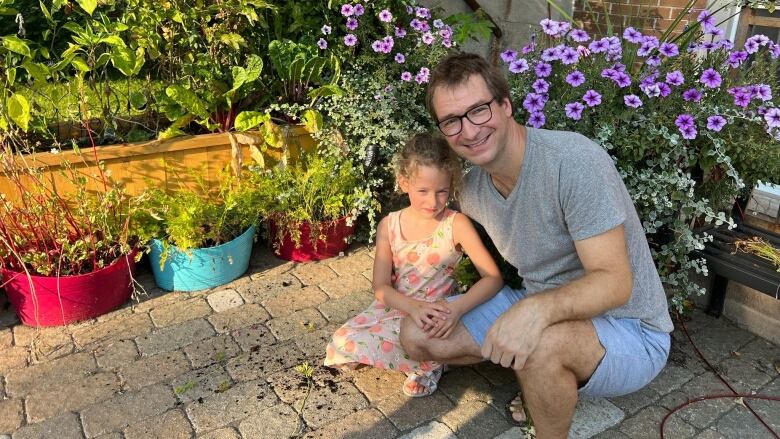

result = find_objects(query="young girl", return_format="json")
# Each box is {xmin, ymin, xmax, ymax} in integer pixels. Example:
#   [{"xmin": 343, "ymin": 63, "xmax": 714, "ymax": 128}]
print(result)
[{"xmin": 324, "ymin": 133, "xmax": 504, "ymax": 397}]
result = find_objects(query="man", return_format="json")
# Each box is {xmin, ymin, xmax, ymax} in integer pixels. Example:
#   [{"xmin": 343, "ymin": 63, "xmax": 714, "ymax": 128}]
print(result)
[{"xmin": 398, "ymin": 53, "xmax": 673, "ymax": 438}]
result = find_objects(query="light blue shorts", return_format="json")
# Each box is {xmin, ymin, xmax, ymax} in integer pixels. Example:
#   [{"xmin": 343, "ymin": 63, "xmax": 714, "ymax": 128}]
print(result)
[{"xmin": 449, "ymin": 286, "xmax": 671, "ymax": 398}]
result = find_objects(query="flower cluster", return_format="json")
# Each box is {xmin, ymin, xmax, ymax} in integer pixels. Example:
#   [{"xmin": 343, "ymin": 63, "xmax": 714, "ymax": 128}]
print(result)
[{"xmin": 501, "ymin": 13, "xmax": 780, "ymax": 310}]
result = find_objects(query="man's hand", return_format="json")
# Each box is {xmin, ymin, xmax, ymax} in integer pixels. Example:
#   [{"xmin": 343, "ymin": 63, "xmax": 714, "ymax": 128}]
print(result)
[
  {"xmin": 409, "ymin": 300, "xmax": 451, "ymax": 330},
  {"xmin": 481, "ymin": 298, "xmax": 549, "ymax": 370}
]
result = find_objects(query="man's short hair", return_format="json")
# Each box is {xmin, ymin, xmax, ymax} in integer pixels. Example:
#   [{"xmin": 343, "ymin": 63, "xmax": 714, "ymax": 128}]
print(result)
[{"xmin": 426, "ymin": 53, "xmax": 512, "ymax": 122}]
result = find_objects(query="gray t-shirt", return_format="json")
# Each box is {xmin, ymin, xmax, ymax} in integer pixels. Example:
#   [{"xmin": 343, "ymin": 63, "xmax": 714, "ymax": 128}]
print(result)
[{"xmin": 459, "ymin": 127, "xmax": 673, "ymax": 333}]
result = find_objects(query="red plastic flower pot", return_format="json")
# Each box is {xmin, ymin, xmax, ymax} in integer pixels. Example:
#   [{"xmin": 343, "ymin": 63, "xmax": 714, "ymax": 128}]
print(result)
[
  {"xmin": 269, "ymin": 216, "xmax": 355, "ymax": 262},
  {"xmin": 2, "ymin": 253, "xmax": 138, "ymax": 327}
]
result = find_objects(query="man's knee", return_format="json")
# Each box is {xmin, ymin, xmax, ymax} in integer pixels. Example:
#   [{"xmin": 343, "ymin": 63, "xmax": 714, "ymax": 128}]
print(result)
[
  {"xmin": 399, "ymin": 318, "xmax": 428, "ymax": 360},
  {"xmin": 523, "ymin": 320, "xmax": 603, "ymax": 375}
]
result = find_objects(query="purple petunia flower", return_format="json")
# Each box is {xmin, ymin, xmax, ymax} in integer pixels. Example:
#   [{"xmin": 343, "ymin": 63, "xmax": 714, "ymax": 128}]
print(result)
[
  {"xmin": 757, "ymin": 84, "xmax": 773, "ymax": 101},
  {"xmin": 354, "ymin": 4, "xmax": 364, "ymax": 16},
  {"xmin": 570, "ymin": 29, "xmax": 590, "ymax": 42},
  {"xmin": 624, "ymin": 94, "xmax": 642, "ymax": 108},
  {"xmin": 566, "ymin": 70, "xmax": 586, "ymax": 87},
  {"xmin": 395, "ymin": 53, "xmax": 405, "ymax": 63},
  {"xmin": 410, "ymin": 19, "xmax": 423, "ymax": 31},
  {"xmin": 415, "ymin": 7, "xmax": 430, "ymax": 19},
  {"xmin": 733, "ymin": 92, "xmax": 751, "ymax": 108},
  {"xmin": 371, "ymin": 40, "xmax": 383, "ymax": 52},
  {"xmin": 395, "ymin": 27, "xmax": 407, "ymax": 38},
  {"xmin": 642, "ymin": 83, "xmax": 661, "ymax": 98},
  {"xmin": 560, "ymin": 46, "xmax": 579, "ymax": 64},
  {"xmin": 521, "ymin": 42, "xmax": 536, "ymax": 54},
  {"xmin": 708, "ymin": 27, "xmax": 724, "ymax": 37},
  {"xmin": 317, "ymin": 38, "xmax": 327, "ymax": 50},
  {"xmin": 658, "ymin": 83, "xmax": 672, "ymax": 97},
  {"xmin": 698, "ymin": 10, "xmax": 716, "ymax": 32},
  {"xmin": 346, "ymin": 17, "xmax": 358, "ymax": 31},
  {"xmin": 433, "ymin": 19, "xmax": 444, "ymax": 28},
  {"xmin": 623, "ymin": 27, "xmax": 643, "ymax": 43},
  {"xmin": 439, "ymin": 26, "xmax": 452, "ymax": 39},
  {"xmin": 442, "ymin": 38, "xmax": 452, "ymax": 48},
  {"xmin": 565, "ymin": 102, "xmax": 585, "ymax": 120},
  {"xmin": 706, "ymin": 115, "xmax": 727, "ymax": 131},
  {"xmin": 533, "ymin": 79, "xmax": 550, "ymax": 94},
  {"xmin": 588, "ymin": 38, "xmax": 609, "ymax": 53},
  {"xmin": 528, "ymin": 111, "xmax": 546, "ymax": 128},
  {"xmin": 682, "ymin": 88, "xmax": 702, "ymax": 102},
  {"xmin": 764, "ymin": 108, "xmax": 780, "ymax": 127},
  {"xmin": 535, "ymin": 62, "xmax": 552, "ymax": 78},
  {"xmin": 344, "ymin": 34, "xmax": 358, "ymax": 46},
  {"xmin": 422, "ymin": 32, "xmax": 434, "ymax": 45},
  {"xmin": 523, "ymin": 93, "xmax": 546, "ymax": 113},
  {"xmin": 340, "ymin": 4, "xmax": 354, "ymax": 16},
  {"xmin": 675, "ymin": 114, "xmax": 695, "ymax": 130},
  {"xmin": 659, "ymin": 42, "xmax": 679, "ymax": 57},
  {"xmin": 401, "ymin": 71, "xmax": 412, "ymax": 81},
  {"xmin": 501, "ymin": 49, "xmax": 518, "ymax": 63},
  {"xmin": 700, "ymin": 68, "xmax": 722, "ymax": 88},
  {"xmin": 645, "ymin": 55, "xmax": 661, "ymax": 67},
  {"xmin": 601, "ymin": 68, "xmax": 618, "ymax": 79},
  {"xmin": 744, "ymin": 39, "xmax": 759, "ymax": 54},
  {"xmin": 508, "ymin": 58, "xmax": 529, "ymax": 73},
  {"xmin": 680, "ymin": 125, "xmax": 697, "ymax": 140},
  {"xmin": 583, "ymin": 89, "xmax": 602, "ymax": 107},
  {"xmin": 770, "ymin": 42, "xmax": 780, "ymax": 58},
  {"xmin": 378, "ymin": 9, "xmax": 393, "ymax": 23},
  {"xmin": 322, "ymin": 25, "xmax": 332, "ymax": 35},
  {"xmin": 719, "ymin": 39, "xmax": 735, "ymax": 50},
  {"xmin": 540, "ymin": 19, "xmax": 560, "ymax": 36},
  {"xmin": 614, "ymin": 73, "xmax": 631, "ymax": 88},
  {"xmin": 666, "ymin": 71, "xmax": 684, "ymax": 86},
  {"xmin": 541, "ymin": 47, "xmax": 560, "ymax": 62}
]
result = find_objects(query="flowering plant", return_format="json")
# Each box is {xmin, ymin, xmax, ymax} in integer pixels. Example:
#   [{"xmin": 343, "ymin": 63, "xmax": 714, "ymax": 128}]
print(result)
[{"xmin": 500, "ymin": 11, "xmax": 780, "ymax": 310}]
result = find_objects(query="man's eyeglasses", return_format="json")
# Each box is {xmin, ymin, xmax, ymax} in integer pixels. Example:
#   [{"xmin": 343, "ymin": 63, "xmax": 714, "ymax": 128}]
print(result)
[{"xmin": 436, "ymin": 98, "xmax": 496, "ymax": 136}]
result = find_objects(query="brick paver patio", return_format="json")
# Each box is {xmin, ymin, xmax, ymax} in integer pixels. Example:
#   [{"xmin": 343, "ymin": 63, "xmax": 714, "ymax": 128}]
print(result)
[{"xmin": 1, "ymin": 244, "xmax": 778, "ymax": 438}]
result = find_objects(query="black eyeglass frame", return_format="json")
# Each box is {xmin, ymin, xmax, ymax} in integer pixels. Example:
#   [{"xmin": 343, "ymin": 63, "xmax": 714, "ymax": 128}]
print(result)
[{"xmin": 436, "ymin": 98, "xmax": 497, "ymax": 136}]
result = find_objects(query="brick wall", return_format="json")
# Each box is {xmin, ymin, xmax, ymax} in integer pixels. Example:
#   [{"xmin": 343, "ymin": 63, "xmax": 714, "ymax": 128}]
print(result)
[{"xmin": 573, "ymin": 0, "xmax": 708, "ymax": 38}]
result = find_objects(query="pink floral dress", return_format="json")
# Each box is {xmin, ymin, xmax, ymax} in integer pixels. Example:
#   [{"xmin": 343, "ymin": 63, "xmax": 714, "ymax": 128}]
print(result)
[{"xmin": 324, "ymin": 208, "xmax": 462, "ymax": 377}]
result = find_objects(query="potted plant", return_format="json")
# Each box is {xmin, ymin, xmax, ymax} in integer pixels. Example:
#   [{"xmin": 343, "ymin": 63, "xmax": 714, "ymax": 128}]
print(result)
[
  {"xmin": 132, "ymin": 167, "xmax": 270, "ymax": 291},
  {"xmin": 0, "ymin": 145, "xmax": 140, "ymax": 327},
  {"xmin": 254, "ymin": 153, "xmax": 364, "ymax": 262}
]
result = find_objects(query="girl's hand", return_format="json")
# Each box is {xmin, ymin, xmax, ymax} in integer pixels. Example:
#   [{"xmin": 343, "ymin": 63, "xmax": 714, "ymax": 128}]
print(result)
[
  {"xmin": 409, "ymin": 300, "xmax": 450, "ymax": 330},
  {"xmin": 427, "ymin": 301, "xmax": 462, "ymax": 339}
]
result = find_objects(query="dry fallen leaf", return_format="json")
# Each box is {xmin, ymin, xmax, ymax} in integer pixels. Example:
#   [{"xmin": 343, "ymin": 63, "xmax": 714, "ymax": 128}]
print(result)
[{"xmin": 774, "ymin": 360, "xmax": 780, "ymax": 374}]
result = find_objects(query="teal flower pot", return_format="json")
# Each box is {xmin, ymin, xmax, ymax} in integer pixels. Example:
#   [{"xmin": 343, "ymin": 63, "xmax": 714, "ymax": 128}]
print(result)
[{"xmin": 149, "ymin": 226, "xmax": 255, "ymax": 291}]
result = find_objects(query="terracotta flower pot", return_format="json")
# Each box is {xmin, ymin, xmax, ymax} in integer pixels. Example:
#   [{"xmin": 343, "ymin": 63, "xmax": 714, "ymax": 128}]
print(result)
[
  {"xmin": 269, "ymin": 216, "xmax": 355, "ymax": 262},
  {"xmin": 2, "ymin": 253, "xmax": 138, "ymax": 327}
]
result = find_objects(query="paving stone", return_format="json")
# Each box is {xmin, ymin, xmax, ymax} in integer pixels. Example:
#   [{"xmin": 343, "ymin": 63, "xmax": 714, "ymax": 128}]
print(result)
[
  {"xmin": 350, "ymin": 364, "xmax": 407, "ymax": 403},
  {"xmin": 72, "ymin": 312, "xmax": 154, "ymax": 347},
  {"xmin": 136, "ymin": 318, "xmax": 215, "ymax": 356},
  {"xmin": 692, "ymin": 428, "xmax": 728, "ymax": 439},
  {"xmin": 569, "ymin": 398, "xmax": 625, "ymax": 439},
  {"xmin": 297, "ymin": 380, "xmax": 369, "ymax": 429},
  {"xmin": 317, "ymin": 291, "xmax": 374, "ymax": 325},
  {"xmin": 671, "ymin": 373, "xmax": 739, "ymax": 429},
  {"xmin": 441, "ymin": 399, "xmax": 511, "ymax": 438},
  {"xmin": 171, "ymin": 364, "xmax": 233, "ymax": 404},
  {"xmin": 666, "ymin": 342, "xmax": 708, "ymax": 375},
  {"xmin": 294, "ymin": 324, "xmax": 340, "ymax": 358},
  {"xmin": 247, "ymin": 248, "xmax": 295, "ymax": 278},
  {"xmin": 751, "ymin": 377, "xmax": 780, "ymax": 432},
  {"xmin": 91, "ymin": 338, "xmax": 139, "ymax": 369},
  {"xmin": 0, "ymin": 328, "xmax": 12, "ymax": 349},
  {"xmin": 262, "ymin": 286, "xmax": 329, "ymax": 317},
  {"xmin": 237, "ymin": 273, "xmax": 302, "ymax": 304},
  {"xmin": 678, "ymin": 322, "xmax": 756, "ymax": 364},
  {"xmin": 185, "ymin": 379, "xmax": 278, "ymax": 434},
  {"xmin": 327, "ymin": 252, "xmax": 374, "ymax": 277},
  {"xmin": 123, "ymin": 408, "xmax": 193, "ymax": 439},
  {"xmin": 718, "ymin": 357, "xmax": 773, "ymax": 393},
  {"xmin": 472, "ymin": 361, "xmax": 518, "ymax": 387},
  {"xmin": 207, "ymin": 304, "xmax": 270, "ymax": 334},
  {"xmin": 0, "ymin": 398, "xmax": 22, "ymax": 433},
  {"xmin": 398, "ymin": 421, "xmax": 457, "ymax": 439},
  {"xmin": 648, "ymin": 364, "xmax": 696, "ymax": 396},
  {"xmin": 303, "ymin": 408, "xmax": 399, "ymax": 439},
  {"xmin": 183, "ymin": 333, "xmax": 241, "ymax": 368},
  {"xmin": 206, "ymin": 289, "xmax": 244, "ymax": 313},
  {"xmin": 266, "ymin": 308, "xmax": 327, "ymax": 342},
  {"xmin": 318, "ymin": 273, "xmax": 372, "ymax": 300},
  {"xmin": 292, "ymin": 263, "xmax": 338, "ymax": 286},
  {"xmin": 25, "ymin": 372, "xmax": 120, "ymax": 423},
  {"xmin": 5, "ymin": 351, "xmax": 96, "ymax": 396},
  {"xmin": 196, "ymin": 427, "xmax": 241, "ymax": 439},
  {"xmin": 0, "ymin": 346, "xmax": 28, "ymax": 375},
  {"xmin": 619, "ymin": 405, "xmax": 697, "ymax": 439},
  {"xmin": 438, "ymin": 367, "xmax": 494, "ymax": 403},
  {"xmin": 658, "ymin": 389, "xmax": 691, "ymax": 412},
  {"xmin": 149, "ymin": 298, "xmax": 213, "ymax": 328},
  {"xmin": 131, "ymin": 291, "xmax": 189, "ymax": 314},
  {"xmin": 591, "ymin": 429, "xmax": 632, "ymax": 439},
  {"xmin": 119, "ymin": 350, "xmax": 191, "ymax": 391},
  {"xmin": 237, "ymin": 403, "xmax": 299, "ymax": 439},
  {"xmin": 607, "ymin": 385, "xmax": 661, "ymax": 416},
  {"xmin": 377, "ymin": 391, "xmax": 454, "ymax": 431},
  {"xmin": 13, "ymin": 326, "xmax": 74, "ymax": 361},
  {"xmin": 81, "ymin": 383, "xmax": 176, "ymax": 438},
  {"xmin": 230, "ymin": 322, "xmax": 276, "ymax": 352},
  {"xmin": 493, "ymin": 426, "xmax": 527, "ymax": 439},
  {"xmin": 712, "ymin": 405, "xmax": 778, "ymax": 439},
  {"xmin": 729, "ymin": 337, "xmax": 780, "ymax": 378},
  {"xmin": 12, "ymin": 412, "xmax": 82, "ymax": 439},
  {"xmin": 227, "ymin": 341, "xmax": 307, "ymax": 382}
]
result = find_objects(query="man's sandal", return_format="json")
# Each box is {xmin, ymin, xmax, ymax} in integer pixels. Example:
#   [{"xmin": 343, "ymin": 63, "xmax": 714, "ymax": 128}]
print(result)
[
  {"xmin": 402, "ymin": 366, "xmax": 445, "ymax": 397},
  {"xmin": 505, "ymin": 391, "xmax": 530, "ymax": 426}
]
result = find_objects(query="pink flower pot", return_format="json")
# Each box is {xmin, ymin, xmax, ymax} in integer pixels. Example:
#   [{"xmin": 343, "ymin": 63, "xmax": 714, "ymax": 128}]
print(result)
[
  {"xmin": 2, "ymin": 253, "xmax": 137, "ymax": 327},
  {"xmin": 269, "ymin": 216, "xmax": 355, "ymax": 262}
]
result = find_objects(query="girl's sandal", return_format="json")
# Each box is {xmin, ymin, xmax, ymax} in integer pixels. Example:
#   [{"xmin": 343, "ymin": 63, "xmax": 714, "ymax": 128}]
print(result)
[
  {"xmin": 505, "ymin": 391, "xmax": 529, "ymax": 427},
  {"xmin": 402, "ymin": 366, "xmax": 445, "ymax": 398}
]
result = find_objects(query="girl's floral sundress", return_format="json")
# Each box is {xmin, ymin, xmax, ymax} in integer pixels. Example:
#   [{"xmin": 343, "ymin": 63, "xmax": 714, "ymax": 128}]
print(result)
[{"xmin": 324, "ymin": 208, "xmax": 462, "ymax": 376}]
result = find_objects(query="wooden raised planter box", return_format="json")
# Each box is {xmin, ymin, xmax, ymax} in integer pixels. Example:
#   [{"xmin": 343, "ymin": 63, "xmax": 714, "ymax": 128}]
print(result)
[{"xmin": 0, "ymin": 125, "xmax": 315, "ymax": 201}]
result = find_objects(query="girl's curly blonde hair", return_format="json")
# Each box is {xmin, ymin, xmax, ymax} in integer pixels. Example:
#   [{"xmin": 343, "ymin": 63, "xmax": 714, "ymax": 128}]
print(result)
[{"xmin": 393, "ymin": 132, "xmax": 463, "ymax": 199}]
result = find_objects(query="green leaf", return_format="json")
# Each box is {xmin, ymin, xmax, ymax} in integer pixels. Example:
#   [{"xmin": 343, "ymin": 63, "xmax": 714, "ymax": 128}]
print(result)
[
  {"xmin": 71, "ymin": 56, "xmax": 91, "ymax": 72},
  {"xmin": 111, "ymin": 46, "xmax": 136, "ymax": 76},
  {"xmin": 76, "ymin": 0, "xmax": 97, "ymax": 15},
  {"xmin": 51, "ymin": 0, "xmax": 66, "ymax": 11},
  {"xmin": 157, "ymin": 125, "xmax": 185, "ymax": 140},
  {"xmin": 6, "ymin": 67, "xmax": 15, "ymax": 85},
  {"xmin": 308, "ymin": 84, "xmax": 344, "ymax": 99},
  {"xmin": 166, "ymin": 85, "xmax": 210, "ymax": 121},
  {"xmin": 99, "ymin": 35, "xmax": 126, "ymax": 47},
  {"xmin": 301, "ymin": 109, "xmax": 322, "ymax": 133},
  {"xmin": 245, "ymin": 54, "xmax": 263, "ymax": 82},
  {"xmin": 129, "ymin": 91, "xmax": 147, "ymax": 110},
  {"xmin": 39, "ymin": 1, "xmax": 52, "ymax": 22},
  {"xmin": 7, "ymin": 93, "xmax": 30, "ymax": 132},
  {"xmin": 230, "ymin": 66, "xmax": 248, "ymax": 92},
  {"xmin": 219, "ymin": 33, "xmax": 245, "ymax": 51},
  {"xmin": 21, "ymin": 60, "xmax": 50, "ymax": 83},
  {"xmin": 234, "ymin": 111, "xmax": 269, "ymax": 131},
  {"xmin": 133, "ymin": 46, "xmax": 145, "ymax": 74},
  {"xmin": 2, "ymin": 35, "xmax": 31, "ymax": 57}
]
